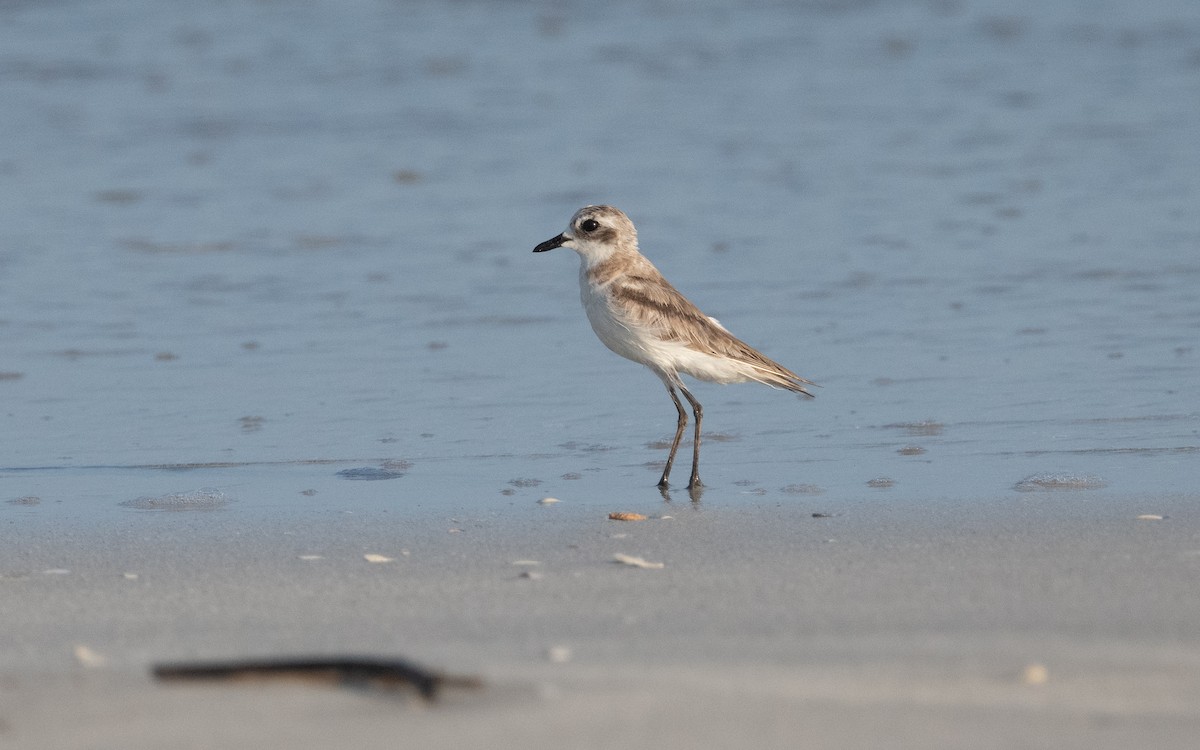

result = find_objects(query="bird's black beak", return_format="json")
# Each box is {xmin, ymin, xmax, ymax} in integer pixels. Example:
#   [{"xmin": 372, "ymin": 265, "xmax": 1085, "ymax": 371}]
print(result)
[{"xmin": 533, "ymin": 233, "xmax": 567, "ymax": 253}]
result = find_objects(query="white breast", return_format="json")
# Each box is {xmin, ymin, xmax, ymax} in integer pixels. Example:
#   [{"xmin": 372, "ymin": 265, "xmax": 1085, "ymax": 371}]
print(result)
[{"xmin": 579, "ymin": 268, "xmax": 648, "ymax": 364}]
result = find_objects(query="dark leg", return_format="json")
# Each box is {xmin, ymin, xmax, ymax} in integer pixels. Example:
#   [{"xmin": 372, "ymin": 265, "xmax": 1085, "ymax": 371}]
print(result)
[
  {"xmin": 658, "ymin": 385, "xmax": 688, "ymax": 489},
  {"xmin": 679, "ymin": 385, "xmax": 703, "ymax": 489}
]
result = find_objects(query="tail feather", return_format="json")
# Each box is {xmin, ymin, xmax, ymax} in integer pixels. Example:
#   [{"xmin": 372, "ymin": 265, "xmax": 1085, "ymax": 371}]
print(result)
[{"xmin": 742, "ymin": 359, "xmax": 817, "ymax": 397}]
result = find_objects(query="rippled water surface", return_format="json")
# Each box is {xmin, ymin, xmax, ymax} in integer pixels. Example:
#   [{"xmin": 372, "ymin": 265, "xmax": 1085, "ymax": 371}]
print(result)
[{"xmin": 2, "ymin": 0, "xmax": 1198, "ymax": 524}]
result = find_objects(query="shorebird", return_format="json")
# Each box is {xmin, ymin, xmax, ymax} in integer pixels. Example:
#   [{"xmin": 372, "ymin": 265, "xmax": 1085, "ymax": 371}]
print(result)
[{"xmin": 533, "ymin": 205, "xmax": 814, "ymax": 492}]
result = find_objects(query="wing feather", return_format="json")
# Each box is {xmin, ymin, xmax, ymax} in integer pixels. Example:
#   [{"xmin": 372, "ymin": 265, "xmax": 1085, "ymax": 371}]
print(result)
[{"xmin": 605, "ymin": 262, "xmax": 815, "ymax": 396}]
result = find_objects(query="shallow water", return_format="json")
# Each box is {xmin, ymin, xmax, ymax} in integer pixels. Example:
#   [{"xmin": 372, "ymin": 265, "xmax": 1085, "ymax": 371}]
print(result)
[{"xmin": 2, "ymin": 0, "xmax": 1198, "ymax": 525}]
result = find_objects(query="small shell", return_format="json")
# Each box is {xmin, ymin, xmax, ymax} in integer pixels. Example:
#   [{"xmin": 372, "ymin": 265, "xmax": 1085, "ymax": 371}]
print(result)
[
  {"xmin": 1022, "ymin": 663, "xmax": 1049, "ymax": 685},
  {"xmin": 608, "ymin": 512, "xmax": 647, "ymax": 521},
  {"xmin": 613, "ymin": 553, "xmax": 664, "ymax": 569}
]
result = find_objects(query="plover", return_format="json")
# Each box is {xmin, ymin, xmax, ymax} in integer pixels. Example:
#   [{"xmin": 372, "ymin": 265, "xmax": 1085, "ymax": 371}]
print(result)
[{"xmin": 533, "ymin": 205, "xmax": 814, "ymax": 492}]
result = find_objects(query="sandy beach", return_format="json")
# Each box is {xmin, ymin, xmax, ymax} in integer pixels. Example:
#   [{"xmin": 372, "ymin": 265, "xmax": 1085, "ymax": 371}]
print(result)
[
  {"xmin": 3, "ymin": 0, "xmax": 1199, "ymax": 746},
  {"xmin": 4, "ymin": 488, "xmax": 1200, "ymax": 748}
]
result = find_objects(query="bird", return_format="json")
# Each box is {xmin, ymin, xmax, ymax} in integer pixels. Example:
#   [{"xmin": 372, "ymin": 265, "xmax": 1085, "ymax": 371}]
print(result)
[{"xmin": 533, "ymin": 205, "xmax": 814, "ymax": 493}]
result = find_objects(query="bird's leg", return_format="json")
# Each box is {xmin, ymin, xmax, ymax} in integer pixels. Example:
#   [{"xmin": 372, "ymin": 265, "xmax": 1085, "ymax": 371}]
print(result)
[
  {"xmin": 658, "ymin": 385, "xmax": 688, "ymax": 489},
  {"xmin": 679, "ymin": 385, "xmax": 704, "ymax": 490}
]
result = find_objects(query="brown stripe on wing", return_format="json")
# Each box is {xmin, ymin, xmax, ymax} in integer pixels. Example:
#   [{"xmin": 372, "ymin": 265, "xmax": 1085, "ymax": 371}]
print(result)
[{"xmin": 605, "ymin": 264, "xmax": 715, "ymax": 332}]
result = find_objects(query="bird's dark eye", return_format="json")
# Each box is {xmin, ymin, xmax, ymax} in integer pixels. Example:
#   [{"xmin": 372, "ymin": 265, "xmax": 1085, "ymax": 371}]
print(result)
[{"xmin": 580, "ymin": 219, "xmax": 600, "ymax": 232}]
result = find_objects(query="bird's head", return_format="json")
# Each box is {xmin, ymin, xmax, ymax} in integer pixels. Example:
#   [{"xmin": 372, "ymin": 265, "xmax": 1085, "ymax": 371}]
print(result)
[{"xmin": 533, "ymin": 205, "xmax": 638, "ymax": 264}]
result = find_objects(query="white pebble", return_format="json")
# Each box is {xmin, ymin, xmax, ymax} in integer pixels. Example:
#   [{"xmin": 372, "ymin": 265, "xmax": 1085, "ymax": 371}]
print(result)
[
  {"xmin": 74, "ymin": 645, "xmax": 109, "ymax": 669},
  {"xmin": 546, "ymin": 645, "xmax": 572, "ymax": 663}
]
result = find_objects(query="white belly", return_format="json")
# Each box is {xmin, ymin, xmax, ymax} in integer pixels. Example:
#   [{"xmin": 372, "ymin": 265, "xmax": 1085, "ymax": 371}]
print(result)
[{"xmin": 578, "ymin": 271, "xmax": 751, "ymax": 385}]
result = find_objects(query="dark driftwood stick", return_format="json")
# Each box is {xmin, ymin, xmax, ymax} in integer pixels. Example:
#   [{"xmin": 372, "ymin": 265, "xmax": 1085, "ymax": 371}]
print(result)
[{"xmin": 152, "ymin": 657, "xmax": 482, "ymax": 700}]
